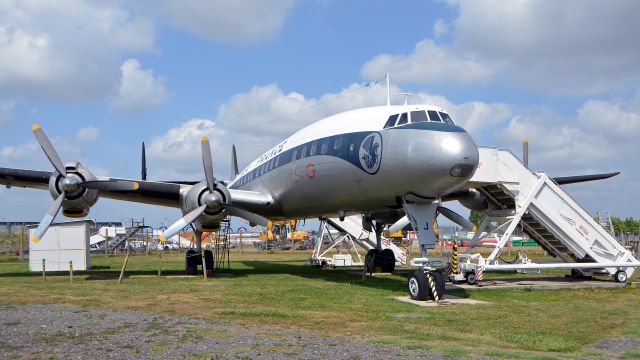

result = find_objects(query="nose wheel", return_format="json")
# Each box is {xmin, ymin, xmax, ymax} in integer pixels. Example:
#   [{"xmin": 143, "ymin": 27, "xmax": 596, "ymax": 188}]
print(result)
[{"xmin": 407, "ymin": 270, "xmax": 445, "ymax": 301}]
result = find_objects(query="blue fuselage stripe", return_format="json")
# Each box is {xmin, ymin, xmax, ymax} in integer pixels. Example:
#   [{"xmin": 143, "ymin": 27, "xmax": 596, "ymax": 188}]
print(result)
[{"xmin": 230, "ymin": 122, "xmax": 466, "ymax": 189}]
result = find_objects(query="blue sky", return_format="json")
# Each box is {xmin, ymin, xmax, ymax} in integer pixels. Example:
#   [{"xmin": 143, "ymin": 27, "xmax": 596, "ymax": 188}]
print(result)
[{"xmin": 0, "ymin": 0, "xmax": 639, "ymax": 228}]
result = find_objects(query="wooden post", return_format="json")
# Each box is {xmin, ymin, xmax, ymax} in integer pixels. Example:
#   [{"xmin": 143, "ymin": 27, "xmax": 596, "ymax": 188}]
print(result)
[
  {"xmin": 105, "ymin": 235, "xmax": 109, "ymax": 257},
  {"xmin": 117, "ymin": 255, "xmax": 129, "ymax": 284},
  {"xmin": 42, "ymin": 259, "xmax": 46, "ymax": 280},
  {"xmin": 19, "ymin": 226, "xmax": 24, "ymax": 262},
  {"xmin": 145, "ymin": 229, "xmax": 149, "ymax": 255},
  {"xmin": 239, "ymin": 231, "xmax": 243, "ymax": 255},
  {"xmin": 157, "ymin": 252, "xmax": 161, "ymax": 277},
  {"xmin": 69, "ymin": 261, "xmax": 73, "ymax": 283},
  {"xmin": 202, "ymin": 250, "xmax": 208, "ymax": 281}
]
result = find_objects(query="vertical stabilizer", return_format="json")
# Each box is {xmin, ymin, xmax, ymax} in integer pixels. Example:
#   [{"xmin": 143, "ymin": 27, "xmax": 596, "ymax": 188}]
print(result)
[
  {"xmin": 231, "ymin": 144, "xmax": 239, "ymax": 178},
  {"xmin": 141, "ymin": 142, "xmax": 147, "ymax": 181}
]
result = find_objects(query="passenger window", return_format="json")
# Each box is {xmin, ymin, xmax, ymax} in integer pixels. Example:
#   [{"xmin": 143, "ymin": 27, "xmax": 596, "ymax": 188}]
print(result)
[
  {"xmin": 349, "ymin": 143, "xmax": 355, "ymax": 153},
  {"xmin": 384, "ymin": 114, "xmax": 398, "ymax": 128},
  {"xmin": 301, "ymin": 145, "xmax": 307, "ymax": 159},
  {"xmin": 292, "ymin": 150, "xmax": 298, "ymax": 161},
  {"xmin": 275, "ymin": 155, "xmax": 279, "ymax": 167},
  {"xmin": 396, "ymin": 113, "xmax": 408, "ymax": 126},
  {"xmin": 428, "ymin": 110, "xmax": 442, "ymax": 122},
  {"xmin": 334, "ymin": 136, "xmax": 343, "ymax": 150},
  {"xmin": 439, "ymin": 112, "xmax": 454, "ymax": 124},
  {"xmin": 310, "ymin": 142, "xmax": 317, "ymax": 156},
  {"xmin": 410, "ymin": 110, "xmax": 429, "ymax": 123},
  {"xmin": 321, "ymin": 141, "xmax": 328, "ymax": 154}
]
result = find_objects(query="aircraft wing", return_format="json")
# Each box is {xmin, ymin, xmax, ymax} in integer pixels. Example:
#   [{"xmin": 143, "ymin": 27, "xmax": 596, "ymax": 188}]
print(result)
[{"xmin": 0, "ymin": 167, "xmax": 272, "ymax": 211}]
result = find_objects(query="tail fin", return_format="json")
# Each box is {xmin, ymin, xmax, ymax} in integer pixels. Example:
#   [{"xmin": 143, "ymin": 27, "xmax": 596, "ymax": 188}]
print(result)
[{"xmin": 231, "ymin": 144, "xmax": 239, "ymax": 178}]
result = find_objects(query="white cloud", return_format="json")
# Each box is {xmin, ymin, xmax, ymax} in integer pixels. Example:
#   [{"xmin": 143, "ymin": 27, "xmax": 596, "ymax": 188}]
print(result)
[
  {"xmin": 450, "ymin": 0, "xmax": 640, "ymax": 94},
  {"xmin": 432, "ymin": 18, "xmax": 449, "ymax": 39},
  {"xmin": 141, "ymin": 0, "xmax": 294, "ymax": 44},
  {"xmin": 75, "ymin": 126, "xmax": 100, "ymax": 143},
  {"xmin": 110, "ymin": 58, "xmax": 169, "ymax": 112},
  {"xmin": 0, "ymin": 1, "xmax": 155, "ymax": 102},
  {"xmin": 361, "ymin": 39, "xmax": 492, "ymax": 85},
  {"xmin": 364, "ymin": 1, "xmax": 640, "ymax": 95}
]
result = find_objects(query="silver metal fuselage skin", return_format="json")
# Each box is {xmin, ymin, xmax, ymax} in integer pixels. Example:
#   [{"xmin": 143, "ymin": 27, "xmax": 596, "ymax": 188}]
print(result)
[{"xmin": 228, "ymin": 106, "xmax": 479, "ymax": 221}]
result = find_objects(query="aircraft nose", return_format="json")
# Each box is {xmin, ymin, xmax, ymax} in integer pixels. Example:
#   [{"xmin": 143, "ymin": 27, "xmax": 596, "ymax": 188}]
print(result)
[{"xmin": 440, "ymin": 130, "xmax": 479, "ymax": 181}]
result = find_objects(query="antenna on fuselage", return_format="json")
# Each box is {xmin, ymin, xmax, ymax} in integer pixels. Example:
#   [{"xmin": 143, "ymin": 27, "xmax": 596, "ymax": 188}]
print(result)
[
  {"xmin": 392, "ymin": 92, "xmax": 412, "ymax": 105},
  {"xmin": 386, "ymin": 73, "xmax": 390, "ymax": 106}
]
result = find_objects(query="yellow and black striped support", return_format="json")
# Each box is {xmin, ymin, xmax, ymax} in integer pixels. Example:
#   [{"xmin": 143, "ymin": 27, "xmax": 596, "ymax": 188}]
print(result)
[
  {"xmin": 452, "ymin": 242, "xmax": 458, "ymax": 274},
  {"xmin": 426, "ymin": 272, "xmax": 440, "ymax": 302}
]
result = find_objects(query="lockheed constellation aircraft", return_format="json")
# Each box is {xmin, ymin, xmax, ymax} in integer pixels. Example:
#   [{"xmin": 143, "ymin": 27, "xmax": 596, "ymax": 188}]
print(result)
[{"xmin": 0, "ymin": 102, "xmax": 618, "ymax": 296}]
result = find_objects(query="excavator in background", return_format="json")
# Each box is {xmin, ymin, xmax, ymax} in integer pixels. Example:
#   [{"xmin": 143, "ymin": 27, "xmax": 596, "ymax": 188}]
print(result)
[{"xmin": 255, "ymin": 220, "xmax": 312, "ymax": 251}]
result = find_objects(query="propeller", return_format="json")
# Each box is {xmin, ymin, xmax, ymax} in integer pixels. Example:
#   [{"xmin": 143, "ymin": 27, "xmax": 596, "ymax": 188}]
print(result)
[
  {"xmin": 159, "ymin": 136, "xmax": 269, "ymax": 242},
  {"xmin": 30, "ymin": 124, "xmax": 139, "ymax": 242},
  {"xmin": 387, "ymin": 205, "xmax": 476, "ymax": 235}
]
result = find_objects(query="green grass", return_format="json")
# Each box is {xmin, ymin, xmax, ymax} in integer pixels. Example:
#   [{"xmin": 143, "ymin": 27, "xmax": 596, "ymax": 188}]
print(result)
[{"xmin": 0, "ymin": 250, "xmax": 639, "ymax": 359}]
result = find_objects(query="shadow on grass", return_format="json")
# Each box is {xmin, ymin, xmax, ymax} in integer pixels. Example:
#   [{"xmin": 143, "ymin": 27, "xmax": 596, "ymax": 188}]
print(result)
[{"xmin": 0, "ymin": 257, "xmax": 472, "ymax": 298}]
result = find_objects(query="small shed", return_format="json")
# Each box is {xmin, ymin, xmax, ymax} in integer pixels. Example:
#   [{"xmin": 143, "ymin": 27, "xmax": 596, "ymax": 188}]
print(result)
[{"xmin": 29, "ymin": 220, "xmax": 93, "ymax": 272}]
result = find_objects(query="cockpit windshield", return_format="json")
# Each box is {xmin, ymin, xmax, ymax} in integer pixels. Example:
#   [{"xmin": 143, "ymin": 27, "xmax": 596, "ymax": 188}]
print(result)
[{"xmin": 383, "ymin": 109, "xmax": 456, "ymax": 129}]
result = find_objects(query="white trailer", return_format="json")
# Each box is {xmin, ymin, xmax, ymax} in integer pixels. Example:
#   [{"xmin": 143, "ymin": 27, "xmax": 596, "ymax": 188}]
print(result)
[{"xmin": 29, "ymin": 220, "xmax": 92, "ymax": 272}]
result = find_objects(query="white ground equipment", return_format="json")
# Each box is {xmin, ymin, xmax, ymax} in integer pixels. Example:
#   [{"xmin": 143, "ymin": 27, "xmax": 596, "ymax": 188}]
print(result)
[
  {"xmin": 450, "ymin": 147, "xmax": 640, "ymax": 284},
  {"xmin": 310, "ymin": 215, "xmax": 407, "ymax": 270},
  {"xmin": 29, "ymin": 220, "xmax": 92, "ymax": 272}
]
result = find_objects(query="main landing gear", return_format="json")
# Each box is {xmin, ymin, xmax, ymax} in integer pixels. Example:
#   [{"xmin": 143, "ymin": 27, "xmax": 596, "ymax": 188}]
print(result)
[{"xmin": 185, "ymin": 228, "xmax": 213, "ymax": 275}]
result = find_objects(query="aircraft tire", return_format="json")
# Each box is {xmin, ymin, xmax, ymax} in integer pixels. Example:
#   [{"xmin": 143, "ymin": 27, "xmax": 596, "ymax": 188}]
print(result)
[
  {"xmin": 407, "ymin": 270, "xmax": 429, "ymax": 301},
  {"xmin": 204, "ymin": 250, "xmax": 214, "ymax": 274},
  {"xmin": 185, "ymin": 249, "xmax": 198, "ymax": 275},
  {"xmin": 380, "ymin": 248, "xmax": 395, "ymax": 273},
  {"xmin": 365, "ymin": 249, "xmax": 381, "ymax": 273}
]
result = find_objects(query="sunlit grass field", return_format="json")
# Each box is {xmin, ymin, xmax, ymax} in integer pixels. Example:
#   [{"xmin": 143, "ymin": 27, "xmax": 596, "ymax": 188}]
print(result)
[{"xmin": 0, "ymin": 249, "xmax": 638, "ymax": 359}]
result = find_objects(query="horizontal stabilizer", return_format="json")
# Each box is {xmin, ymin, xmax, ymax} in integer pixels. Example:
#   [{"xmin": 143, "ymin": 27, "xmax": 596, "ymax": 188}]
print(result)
[{"xmin": 552, "ymin": 172, "xmax": 620, "ymax": 185}]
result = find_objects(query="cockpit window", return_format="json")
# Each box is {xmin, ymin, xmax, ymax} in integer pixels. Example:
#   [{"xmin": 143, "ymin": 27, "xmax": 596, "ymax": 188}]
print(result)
[
  {"xmin": 410, "ymin": 110, "xmax": 429, "ymax": 123},
  {"xmin": 438, "ymin": 112, "xmax": 455, "ymax": 124},
  {"xmin": 384, "ymin": 114, "xmax": 398, "ymax": 129},
  {"xmin": 427, "ymin": 110, "xmax": 442, "ymax": 122},
  {"xmin": 396, "ymin": 112, "xmax": 408, "ymax": 126}
]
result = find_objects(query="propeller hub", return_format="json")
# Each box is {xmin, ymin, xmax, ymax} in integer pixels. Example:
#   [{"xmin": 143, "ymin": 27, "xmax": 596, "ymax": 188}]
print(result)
[
  {"xmin": 203, "ymin": 192, "xmax": 222, "ymax": 209},
  {"xmin": 61, "ymin": 175, "xmax": 81, "ymax": 194}
]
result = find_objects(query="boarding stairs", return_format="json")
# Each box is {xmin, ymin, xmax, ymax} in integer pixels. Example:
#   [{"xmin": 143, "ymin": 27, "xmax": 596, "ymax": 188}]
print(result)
[
  {"xmin": 466, "ymin": 147, "xmax": 639, "ymax": 278},
  {"xmin": 310, "ymin": 215, "xmax": 407, "ymax": 267},
  {"xmin": 107, "ymin": 226, "xmax": 144, "ymax": 252}
]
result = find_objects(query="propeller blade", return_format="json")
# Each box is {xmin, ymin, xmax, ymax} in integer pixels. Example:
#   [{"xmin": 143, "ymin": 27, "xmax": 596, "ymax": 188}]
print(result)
[
  {"xmin": 437, "ymin": 206, "xmax": 476, "ymax": 231},
  {"xmin": 388, "ymin": 215, "xmax": 410, "ymax": 234},
  {"xmin": 221, "ymin": 203, "xmax": 269, "ymax": 227},
  {"xmin": 159, "ymin": 205, "xmax": 207, "ymax": 242},
  {"xmin": 200, "ymin": 136, "xmax": 217, "ymax": 193},
  {"xmin": 231, "ymin": 144, "xmax": 239, "ymax": 178},
  {"xmin": 32, "ymin": 124, "xmax": 67, "ymax": 177},
  {"xmin": 31, "ymin": 191, "xmax": 66, "ymax": 243},
  {"xmin": 81, "ymin": 180, "xmax": 140, "ymax": 192}
]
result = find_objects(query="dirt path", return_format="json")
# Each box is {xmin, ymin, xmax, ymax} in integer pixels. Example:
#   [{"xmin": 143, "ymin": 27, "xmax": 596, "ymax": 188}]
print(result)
[{"xmin": 0, "ymin": 304, "xmax": 452, "ymax": 360}]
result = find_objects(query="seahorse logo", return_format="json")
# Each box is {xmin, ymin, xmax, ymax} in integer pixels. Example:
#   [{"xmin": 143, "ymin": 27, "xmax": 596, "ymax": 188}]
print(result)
[{"xmin": 359, "ymin": 133, "xmax": 382, "ymax": 174}]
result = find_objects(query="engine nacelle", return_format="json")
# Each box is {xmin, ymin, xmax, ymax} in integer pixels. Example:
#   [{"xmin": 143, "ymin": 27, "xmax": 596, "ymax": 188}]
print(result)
[
  {"xmin": 459, "ymin": 189, "xmax": 488, "ymax": 211},
  {"xmin": 48, "ymin": 160, "xmax": 99, "ymax": 218},
  {"xmin": 181, "ymin": 180, "xmax": 231, "ymax": 230}
]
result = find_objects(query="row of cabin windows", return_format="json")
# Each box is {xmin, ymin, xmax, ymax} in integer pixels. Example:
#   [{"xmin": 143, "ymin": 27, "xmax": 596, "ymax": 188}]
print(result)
[
  {"xmin": 235, "ymin": 135, "xmax": 355, "ymax": 187},
  {"xmin": 383, "ymin": 110, "xmax": 455, "ymax": 129}
]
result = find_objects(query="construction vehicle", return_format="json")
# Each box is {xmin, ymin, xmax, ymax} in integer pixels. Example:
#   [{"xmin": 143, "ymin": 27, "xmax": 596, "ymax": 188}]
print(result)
[{"xmin": 254, "ymin": 220, "xmax": 312, "ymax": 251}]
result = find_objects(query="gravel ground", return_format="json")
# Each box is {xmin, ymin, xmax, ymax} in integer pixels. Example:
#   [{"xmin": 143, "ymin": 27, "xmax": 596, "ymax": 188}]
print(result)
[{"xmin": 0, "ymin": 304, "xmax": 454, "ymax": 360}]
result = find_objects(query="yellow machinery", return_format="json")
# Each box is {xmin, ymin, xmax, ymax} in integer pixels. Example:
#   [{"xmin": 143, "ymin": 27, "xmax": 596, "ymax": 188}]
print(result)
[{"xmin": 255, "ymin": 220, "xmax": 311, "ymax": 250}]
